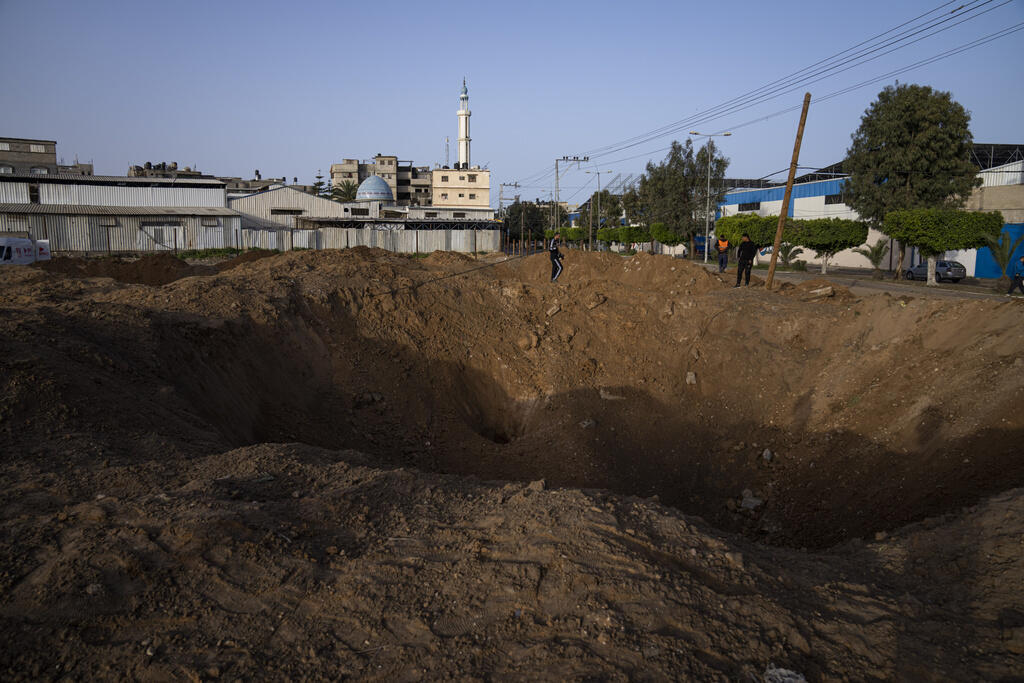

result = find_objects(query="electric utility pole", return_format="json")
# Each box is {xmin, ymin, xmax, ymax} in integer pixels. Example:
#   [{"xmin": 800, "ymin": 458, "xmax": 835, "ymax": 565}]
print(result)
[
  {"xmin": 765, "ymin": 93, "xmax": 811, "ymax": 290},
  {"xmin": 555, "ymin": 156, "xmax": 588, "ymax": 232}
]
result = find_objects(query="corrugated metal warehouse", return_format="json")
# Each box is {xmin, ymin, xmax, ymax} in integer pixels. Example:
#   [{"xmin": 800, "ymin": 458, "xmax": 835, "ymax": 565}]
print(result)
[
  {"xmin": 0, "ymin": 204, "xmax": 241, "ymax": 253},
  {"xmin": 0, "ymin": 173, "xmax": 502, "ymax": 255}
]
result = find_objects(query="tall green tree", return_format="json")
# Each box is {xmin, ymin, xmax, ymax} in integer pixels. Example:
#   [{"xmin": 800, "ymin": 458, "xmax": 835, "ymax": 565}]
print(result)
[
  {"xmin": 576, "ymin": 190, "xmax": 621, "ymax": 241},
  {"xmin": 715, "ymin": 214, "xmax": 796, "ymax": 246},
  {"xmin": 884, "ymin": 209, "xmax": 1003, "ymax": 285},
  {"xmin": 332, "ymin": 180, "xmax": 358, "ymax": 202},
  {"xmin": 311, "ymin": 170, "xmax": 330, "ymax": 199},
  {"xmin": 791, "ymin": 218, "xmax": 868, "ymax": 275},
  {"xmin": 627, "ymin": 139, "xmax": 729, "ymax": 254},
  {"xmin": 504, "ymin": 201, "xmax": 551, "ymax": 240},
  {"xmin": 844, "ymin": 84, "xmax": 979, "ymax": 278}
]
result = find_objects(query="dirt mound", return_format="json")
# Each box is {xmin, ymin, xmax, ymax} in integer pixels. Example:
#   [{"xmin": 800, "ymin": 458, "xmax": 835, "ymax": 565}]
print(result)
[
  {"xmin": 2, "ymin": 442, "xmax": 1021, "ymax": 679},
  {"xmin": 2, "ymin": 248, "xmax": 1023, "ymax": 678},
  {"xmin": 423, "ymin": 250, "xmax": 476, "ymax": 268},
  {"xmin": 215, "ymin": 249, "xmax": 278, "ymax": 271},
  {"xmin": 35, "ymin": 253, "xmax": 216, "ymax": 286}
]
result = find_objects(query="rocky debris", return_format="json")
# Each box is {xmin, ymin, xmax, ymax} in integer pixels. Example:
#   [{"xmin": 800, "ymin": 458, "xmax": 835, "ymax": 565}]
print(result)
[
  {"xmin": 546, "ymin": 304, "xmax": 561, "ymax": 317},
  {"xmin": 354, "ymin": 391, "xmax": 386, "ymax": 407},
  {"xmin": 585, "ymin": 293, "xmax": 607, "ymax": 310},
  {"xmin": 762, "ymin": 448, "xmax": 774, "ymax": 463},
  {"xmin": 517, "ymin": 331, "xmax": 540, "ymax": 350},
  {"xmin": 802, "ymin": 285, "xmax": 834, "ymax": 301},
  {"xmin": 764, "ymin": 666, "xmax": 808, "ymax": 683},
  {"xmin": 741, "ymin": 489, "xmax": 764, "ymax": 511},
  {"xmin": 685, "ymin": 371, "xmax": 697, "ymax": 385},
  {"xmin": 599, "ymin": 388, "xmax": 625, "ymax": 401},
  {"xmin": 578, "ymin": 418, "xmax": 596, "ymax": 429}
]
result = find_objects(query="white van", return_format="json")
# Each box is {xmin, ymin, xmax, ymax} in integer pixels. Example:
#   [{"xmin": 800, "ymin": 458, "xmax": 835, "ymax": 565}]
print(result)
[{"xmin": 0, "ymin": 233, "xmax": 51, "ymax": 265}]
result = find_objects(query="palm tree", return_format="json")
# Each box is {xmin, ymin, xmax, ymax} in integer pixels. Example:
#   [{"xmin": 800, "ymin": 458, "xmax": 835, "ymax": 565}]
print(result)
[
  {"xmin": 778, "ymin": 242, "xmax": 804, "ymax": 267},
  {"xmin": 852, "ymin": 237, "xmax": 890, "ymax": 279},
  {"xmin": 982, "ymin": 231, "xmax": 1024, "ymax": 290},
  {"xmin": 332, "ymin": 180, "xmax": 358, "ymax": 203}
]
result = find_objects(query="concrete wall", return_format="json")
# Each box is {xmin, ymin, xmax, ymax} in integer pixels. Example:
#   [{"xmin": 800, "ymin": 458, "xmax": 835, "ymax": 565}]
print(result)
[
  {"xmin": 245, "ymin": 228, "xmax": 501, "ymax": 254},
  {"xmin": 966, "ymin": 184, "xmax": 1024, "ymax": 223}
]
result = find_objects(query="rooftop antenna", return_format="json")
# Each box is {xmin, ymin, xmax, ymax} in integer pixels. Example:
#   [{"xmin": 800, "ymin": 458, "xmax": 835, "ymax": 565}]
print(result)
[{"xmin": 445, "ymin": 137, "xmax": 450, "ymax": 167}]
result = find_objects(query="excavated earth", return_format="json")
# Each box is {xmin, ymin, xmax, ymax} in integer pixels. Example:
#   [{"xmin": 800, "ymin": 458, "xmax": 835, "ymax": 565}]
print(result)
[{"xmin": 1, "ymin": 248, "xmax": 1023, "ymax": 680}]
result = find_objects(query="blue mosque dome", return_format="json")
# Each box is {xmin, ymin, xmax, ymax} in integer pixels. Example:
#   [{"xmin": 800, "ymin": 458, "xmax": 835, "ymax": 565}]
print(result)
[{"xmin": 355, "ymin": 175, "xmax": 393, "ymax": 202}]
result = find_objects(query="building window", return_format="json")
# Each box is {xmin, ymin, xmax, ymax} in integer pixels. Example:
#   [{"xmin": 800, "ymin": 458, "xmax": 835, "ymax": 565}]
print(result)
[
  {"xmin": 0, "ymin": 142, "xmax": 9, "ymax": 151},
  {"xmin": 0, "ymin": 165, "xmax": 12, "ymax": 174},
  {"xmin": 458, "ymin": 193, "xmax": 464, "ymax": 198},
  {"xmin": 459, "ymin": 175, "xmax": 465, "ymax": 181},
  {"xmin": 441, "ymin": 193, "xmax": 448, "ymax": 199},
  {"xmin": 738, "ymin": 201, "xmax": 760, "ymax": 212},
  {"xmin": 351, "ymin": 208, "xmax": 369, "ymax": 216},
  {"xmin": 270, "ymin": 208, "xmax": 304, "ymax": 215},
  {"xmin": 30, "ymin": 144, "xmax": 45, "ymax": 153},
  {"xmin": 469, "ymin": 194, "xmax": 476, "ymax": 199},
  {"xmin": 824, "ymin": 193, "xmax": 844, "ymax": 205},
  {"xmin": 454, "ymin": 212, "xmax": 466, "ymax": 218},
  {"xmin": 30, "ymin": 166, "xmax": 49, "ymax": 175},
  {"xmin": 28, "ymin": 184, "xmax": 39, "ymax": 203},
  {"xmin": 468, "ymin": 174, "xmax": 476, "ymax": 182},
  {"xmin": 425, "ymin": 212, "xmax": 437, "ymax": 217},
  {"xmin": 201, "ymin": 217, "xmax": 220, "ymax": 227},
  {"xmin": 441, "ymin": 175, "xmax": 448, "ymax": 182}
]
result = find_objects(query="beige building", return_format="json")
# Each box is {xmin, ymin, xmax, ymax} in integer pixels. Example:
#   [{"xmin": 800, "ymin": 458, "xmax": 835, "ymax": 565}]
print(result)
[
  {"xmin": 431, "ymin": 167, "xmax": 491, "ymax": 208},
  {"xmin": 0, "ymin": 137, "xmax": 58, "ymax": 175},
  {"xmin": 330, "ymin": 155, "xmax": 432, "ymax": 206}
]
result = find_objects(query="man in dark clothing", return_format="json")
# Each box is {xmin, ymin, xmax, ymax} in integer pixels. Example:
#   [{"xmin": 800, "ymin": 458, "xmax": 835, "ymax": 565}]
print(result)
[
  {"xmin": 1008, "ymin": 255, "xmax": 1024, "ymax": 296},
  {"xmin": 716, "ymin": 235, "xmax": 730, "ymax": 273},
  {"xmin": 735, "ymin": 233, "xmax": 757, "ymax": 287},
  {"xmin": 549, "ymin": 232, "xmax": 564, "ymax": 282}
]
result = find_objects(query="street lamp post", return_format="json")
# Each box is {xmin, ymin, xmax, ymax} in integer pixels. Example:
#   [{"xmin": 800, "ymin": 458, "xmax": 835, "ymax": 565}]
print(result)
[
  {"xmin": 584, "ymin": 169, "xmax": 612, "ymax": 252},
  {"xmin": 689, "ymin": 131, "xmax": 731, "ymax": 262}
]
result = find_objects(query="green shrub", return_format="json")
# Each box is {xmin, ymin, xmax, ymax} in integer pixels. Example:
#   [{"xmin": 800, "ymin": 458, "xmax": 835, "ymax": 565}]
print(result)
[{"xmin": 649, "ymin": 222, "xmax": 684, "ymax": 246}]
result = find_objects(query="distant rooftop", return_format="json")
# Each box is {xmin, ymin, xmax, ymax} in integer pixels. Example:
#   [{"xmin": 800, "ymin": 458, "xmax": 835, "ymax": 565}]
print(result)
[{"xmin": 0, "ymin": 173, "xmax": 225, "ymax": 187}]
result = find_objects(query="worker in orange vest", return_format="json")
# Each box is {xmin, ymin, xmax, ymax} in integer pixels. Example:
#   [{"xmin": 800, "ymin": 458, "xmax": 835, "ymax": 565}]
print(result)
[{"xmin": 716, "ymin": 235, "xmax": 730, "ymax": 273}]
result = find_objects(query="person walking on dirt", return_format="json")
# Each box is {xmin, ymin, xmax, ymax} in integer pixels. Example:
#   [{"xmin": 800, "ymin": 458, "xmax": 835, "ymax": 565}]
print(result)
[
  {"xmin": 735, "ymin": 233, "xmax": 757, "ymax": 287},
  {"xmin": 549, "ymin": 232, "xmax": 564, "ymax": 283},
  {"xmin": 1008, "ymin": 255, "xmax": 1024, "ymax": 296},
  {"xmin": 716, "ymin": 235, "xmax": 730, "ymax": 273}
]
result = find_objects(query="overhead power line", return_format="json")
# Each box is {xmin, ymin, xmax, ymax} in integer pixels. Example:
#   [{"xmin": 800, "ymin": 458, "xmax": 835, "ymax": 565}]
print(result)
[{"xmin": 512, "ymin": 0, "xmax": 1016, "ymax": 186}]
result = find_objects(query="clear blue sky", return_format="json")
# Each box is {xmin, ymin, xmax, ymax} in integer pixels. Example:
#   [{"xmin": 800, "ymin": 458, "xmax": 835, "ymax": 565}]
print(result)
[{"xmin": 1, "ymin": 0, "xmax": 1021, "ymax": 206}]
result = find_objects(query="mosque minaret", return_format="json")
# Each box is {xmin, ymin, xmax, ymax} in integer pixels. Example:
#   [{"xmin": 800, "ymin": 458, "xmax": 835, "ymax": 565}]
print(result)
[{"xmin": 457, "ymin": 78, "xmax": 471, "ymax": 169}]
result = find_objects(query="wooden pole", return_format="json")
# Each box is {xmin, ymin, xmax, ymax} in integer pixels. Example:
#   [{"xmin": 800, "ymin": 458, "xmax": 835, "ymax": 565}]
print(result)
[{"xmin": 765, "ymin": 92, "xmax": 811, "ymax": 290}]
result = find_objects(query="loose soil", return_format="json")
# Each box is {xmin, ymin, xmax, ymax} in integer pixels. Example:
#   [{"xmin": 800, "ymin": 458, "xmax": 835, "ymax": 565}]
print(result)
[{"xmin": 2, "ymin": 248, "xmax": 1022, "ymax": 680}]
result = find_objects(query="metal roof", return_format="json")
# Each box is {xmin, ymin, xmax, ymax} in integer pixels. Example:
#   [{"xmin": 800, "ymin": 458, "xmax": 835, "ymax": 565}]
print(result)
[
  {"xmin": 0, "ymin": 173, "xmax": 226, "ymax": 186},
  {"xmin": 0, "ymin": 203, "xmax": 239, "ymax": 216}
]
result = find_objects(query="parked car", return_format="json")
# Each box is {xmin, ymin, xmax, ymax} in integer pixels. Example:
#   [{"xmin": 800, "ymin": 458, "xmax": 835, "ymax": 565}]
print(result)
[{"xmin": 904, "ymin": 260, "xmax": 966, "ymax": 282}]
